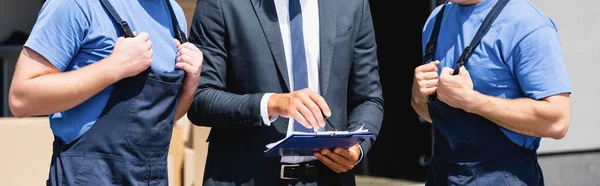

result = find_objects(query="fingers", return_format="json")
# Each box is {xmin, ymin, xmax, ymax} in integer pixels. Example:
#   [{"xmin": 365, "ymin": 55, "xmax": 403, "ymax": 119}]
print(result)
[
  {"xmin": 428, "ymin": 60, "xmax": 440, "ymax": 71},
  {"xmin": 176, "ymin": 45, "xmax": 203, "ymax": 66},
  {"xmin": 116, "ymin": 37, "xmax": 125, "ymax": 43},
  {"xmin": 281, "ymin": 89, "xmax": 330, "ymax": 129},
  {"xmin": 415, "ymin": 71, "xmax": 439, "ymax": 83},
  {"xmin": 177, "ymin": 52, "xmax": 194, "ymax": 64},
  {"xmin": 333, "ymin": 148, "xmax": 352, "ymax": 159},
  {"xmin": 145, "ymin": 40, "xmax": 153, "ymax": 50},
  {"xmin": 178, "ymin": 48, "xmax": 199, "ymax": 59},
  {"xmin": 173, "ymin": 39, "xmax": 181, "ymax": 48},
  {"xmin": 314, "ymin": 152, "xmax": 349, "ymax": 173},
  {"xmin": 136, "ymin": 32, "xmax": 150, "ymax": 41},
  {"xmin": 307, "ymin": 91, "xmax": 331, "ymax": 118},
  {"xmin": 414, "ymin": 61, "xmax": 440, "ymax": 87},
  {"xmin": 421, "ymin": 87, "xmax": 437, "ymax": 96},
  {"xmin": 175, "ymin": 42, "xmax": 202, "ymax": 54},
  {"xmin": 321, "ymin": 149, "xmax": 354, "ymax": 169},
  {"xmin": 416, "ymin": 60, "xmax": 440, "ymax": 73},
  {"xmin": 422, "ymin": 79, "xmax": 438, "ymax": 88},
  {"xmin": 304, "ymin": 89, "xmax": 329, "ymax": 127},
  {"xmin": 175, "ymin": 61, "xmax": 195, "ymax": 73},
  {"xmin": 291, "ymin": 110, "xmax": 312, "ymax": 129},
  {"xmin": 440, "ymin": 67, "xmax": 454, "ymax": 78},
  {"xmin": 295, "ymin": 101, "xmax": 318, "ymax": 129},
  {"xmin": 180, "ymin": 42, "xmax": 202, "ymax": 52},
  {"xmin": 299, "ymin": 96, "xmax": 324, "ymax": 129},
  {"xmin": 315, "ymin": 149, "xmax": 354, "ymax": 173},
  {"xmin": 290, "ymin": 89, "xmax": 327, "ymax": 129},
  {"xmin": 146, "ymin": 49, "xmax": 154, "ymax": 59}
]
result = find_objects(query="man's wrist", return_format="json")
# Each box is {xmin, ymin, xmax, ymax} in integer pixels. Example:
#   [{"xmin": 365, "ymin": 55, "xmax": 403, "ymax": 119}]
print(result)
[
  {"xmin": 260, "ymin": 93, "xmax": 277, "ymax": 126},
  {"xmin": 464, "ymin": 90, "xmax": 486, "ymax": 114},
  {"xmin": 267, "ymin": 93, "xmax": 281, "ymax": 117},
  {"xmin": 98, "ymin": 56, "xmax": 125, "ymax": 82},
  {"xmin": 355, "ymin": 144, "xmax": 364, "ymax": 166},
  {"xmin": 181, "ymin": 83, "xmax": 198, "ymax": 96},
  {"xmin": 411, "ymin": 96, "xmax": 426, "ymax": 105}
]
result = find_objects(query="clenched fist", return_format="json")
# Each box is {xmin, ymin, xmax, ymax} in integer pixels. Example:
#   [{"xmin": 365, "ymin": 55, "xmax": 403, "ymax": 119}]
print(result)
[
  {"xmin": 411, "ymin": 61, "xmax": 440, "ymax": 104},
  {"xmin": 109, "ymin": 32, "xmax": 153, "ymax": 79},
  {"xmin": 174, "ymin": 39, "xmax": 203, "ymax": 93}
]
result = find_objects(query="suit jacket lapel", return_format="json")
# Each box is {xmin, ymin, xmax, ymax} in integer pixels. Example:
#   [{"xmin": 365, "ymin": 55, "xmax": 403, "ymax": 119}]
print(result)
[
  {"xmin": 250, "ymin": 0, "xmax": 290, "ymax": 92},
  {"xmin": 319, "ymin": 0, "xmax": 337, "ymax": 96}
]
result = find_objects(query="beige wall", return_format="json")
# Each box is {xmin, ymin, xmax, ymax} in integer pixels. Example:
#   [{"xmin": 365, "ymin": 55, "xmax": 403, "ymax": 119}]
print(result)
[
  {"xmin": 177, "ymin": 0, "xmax": 198, "ymax": 33},
  {"xmin": 528, "ymin": 0, "xmax": 600, "ymax": 154}
]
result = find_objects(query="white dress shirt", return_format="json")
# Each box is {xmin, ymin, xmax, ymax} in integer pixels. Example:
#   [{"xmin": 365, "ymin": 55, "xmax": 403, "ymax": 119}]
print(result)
[
  {"xmin": 261, "ymin": 0, "xmax": 321, "ymax": 164},
  {"xmin": 259, "ymin": 0, "xmax": 362, "ymax": 164}
]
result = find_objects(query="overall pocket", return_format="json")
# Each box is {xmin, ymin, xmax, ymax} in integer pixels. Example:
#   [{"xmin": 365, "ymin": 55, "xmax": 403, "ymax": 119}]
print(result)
[
  {"xmin": 126, "ymin": 77, "xmax": 182, "ymax": 151},
  {"xmin": 66, "ymin": 154, "xmax": 148, "ymax": 186}
]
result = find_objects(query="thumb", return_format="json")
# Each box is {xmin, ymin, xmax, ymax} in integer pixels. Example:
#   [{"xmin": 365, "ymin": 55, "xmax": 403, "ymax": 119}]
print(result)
[
  {"xmin": 440, "ymin": 67, "xmax": 454, "ymax": 76},
  {"xmin": 173, "ymin": 39, "xmax": 182, "ymax": 48},
  {"xmin": 459, "ymin": 66, "xmax": 470, "ymax": 78},
  {"xmin": 116, "ymin": 37, "xmax": 125, "ymax": 43}
]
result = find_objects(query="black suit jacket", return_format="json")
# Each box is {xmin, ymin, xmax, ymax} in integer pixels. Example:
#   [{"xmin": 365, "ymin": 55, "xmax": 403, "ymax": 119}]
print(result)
[{"xmin": 187, "ymin": 0, "xmax": 383, "ymax": 185}]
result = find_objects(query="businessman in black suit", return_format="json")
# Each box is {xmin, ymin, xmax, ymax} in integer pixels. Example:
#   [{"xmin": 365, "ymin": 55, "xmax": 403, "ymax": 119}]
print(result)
[{"xmin": 187, "ymin": 0, "xmax": 383, "ymax": 185}]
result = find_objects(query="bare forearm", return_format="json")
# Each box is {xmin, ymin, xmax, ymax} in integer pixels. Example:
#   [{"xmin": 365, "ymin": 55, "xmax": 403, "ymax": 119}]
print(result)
[
  {"xmin": 175, "ymin": 88, "xmax": 195, "ymax": 121},
  {"xmin": 411, "ymin": 98, "xmax": 432, "ymax": 123},
  {"xmin": 10, "ymin": 58, "xmax": 120, "ymax": 117},
  {"xmin": 466, "ymin": 91, "xmax": 569, "ymax": 139}
]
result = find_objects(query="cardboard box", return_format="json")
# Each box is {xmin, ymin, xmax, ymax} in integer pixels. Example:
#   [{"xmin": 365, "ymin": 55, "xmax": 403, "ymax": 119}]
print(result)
[
  {"xmin": 0, "ymin": 116, "xmax": 192, "ymax": 186},
  {"xmin": 192, "ymin": 125, "xmax": 211, "ymax": 186},
  {"xmin": 0, "ymin": 117, "xmax": 53, "ymax": 186},
  {"xmin": 176, "ymin": 114, "xmax": 211, "ymax": 186},
  {"xmin": 183, "ymin": 147, "xmax": 195, "ymax": 186},
  {"xmin": 169, "ymin": 122, "xmax": 185, "ymax": 186},
  {"xmin": 168, "ymin": 155, "xmax": 176, "ymax": 186}
]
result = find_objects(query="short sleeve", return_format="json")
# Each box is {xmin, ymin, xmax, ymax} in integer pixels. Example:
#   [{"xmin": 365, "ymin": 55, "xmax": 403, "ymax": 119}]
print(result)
[
  {"xmin": 509, "ymin": 25, "xmax": 571, "ymax": 100},
  {"xmin": 24, "ymin": 0, "xmax": 89, "ymax": 72}
]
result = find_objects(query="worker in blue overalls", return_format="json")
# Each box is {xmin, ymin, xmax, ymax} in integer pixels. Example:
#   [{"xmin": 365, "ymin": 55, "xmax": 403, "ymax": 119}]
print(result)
[
  {"xmin": 411, "ymin": 0, "xmax": 571, "ymax": 185},
  {"xmin": 8, "ymin": 0, "xmax": 202, "ymax": 185}
]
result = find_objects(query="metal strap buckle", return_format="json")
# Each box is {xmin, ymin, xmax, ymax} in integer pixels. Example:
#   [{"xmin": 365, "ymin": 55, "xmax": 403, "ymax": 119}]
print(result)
[{"xmin": 280, "ymin": 164, "xmax": 300, "ymax": 180}]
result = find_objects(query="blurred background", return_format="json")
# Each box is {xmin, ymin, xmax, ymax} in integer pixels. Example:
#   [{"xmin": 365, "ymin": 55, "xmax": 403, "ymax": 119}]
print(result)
[{"xmin": 0, "ymin": 0, "xmax": 598, "ymax": 185}]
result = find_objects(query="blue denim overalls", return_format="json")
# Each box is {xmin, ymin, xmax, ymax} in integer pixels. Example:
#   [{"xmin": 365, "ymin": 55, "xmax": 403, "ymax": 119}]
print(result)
[
  {"xmin": 423, "ymin": 0, "xmax": 544, "ymax": 185},
  {"xmin": 47, "ymin": 0, "xmax": 187, "ymax": 185}
]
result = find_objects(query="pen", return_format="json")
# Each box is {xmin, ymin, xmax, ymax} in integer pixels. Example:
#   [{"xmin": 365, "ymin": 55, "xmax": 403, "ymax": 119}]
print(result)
[{"xmin": 323, "ymin": 113, "xmax": 338, "ymax": 131}]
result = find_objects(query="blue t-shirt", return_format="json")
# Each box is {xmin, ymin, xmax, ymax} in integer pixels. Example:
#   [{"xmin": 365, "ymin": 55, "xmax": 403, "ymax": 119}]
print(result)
[
  {"xmin": 422, "ymin": 0, "xmax": 571, "ymax": 149},
  {"xmin": 24, "ymin": 0, "xmax": 187, "ymax": 143}
]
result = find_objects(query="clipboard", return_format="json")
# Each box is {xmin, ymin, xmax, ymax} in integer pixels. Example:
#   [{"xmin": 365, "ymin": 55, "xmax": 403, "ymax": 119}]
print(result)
[{"xmin": 264, "ymin": 131, "xmax": 374, "ymax": 157}]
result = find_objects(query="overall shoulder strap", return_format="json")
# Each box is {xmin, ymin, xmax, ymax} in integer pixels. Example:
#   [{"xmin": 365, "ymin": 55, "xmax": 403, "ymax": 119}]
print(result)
[
  {"xmin": 99, "ymin": 0, "xmax": 136, "ymax": 38},
  {"xmin": 165, "ymin": 0, "xmax": 188, "ymax": 42},
  {"xmin": 453, "ymin": 0, "xmax": 510, "ymax": 75},
  {"xmin": 100, "ymin": 0, "xmax": 187, "ymax": 42},
  {"xmin": 422, "ymin": 1, "xmax": 449, "ymax": 64}
]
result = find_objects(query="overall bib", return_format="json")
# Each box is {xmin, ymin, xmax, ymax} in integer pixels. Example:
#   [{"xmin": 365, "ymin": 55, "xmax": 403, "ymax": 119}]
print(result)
[
  {"xmin": 47, "ymin": 0, "xmax": 188, "ymax": 185},
  {"xmin": 423, "ymin": 0, "xmax": 544, "ymax": 185}
]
